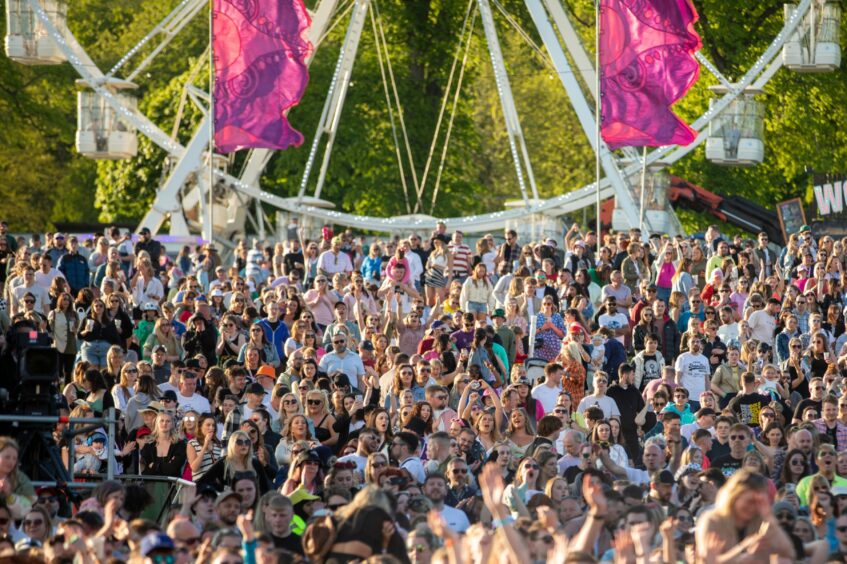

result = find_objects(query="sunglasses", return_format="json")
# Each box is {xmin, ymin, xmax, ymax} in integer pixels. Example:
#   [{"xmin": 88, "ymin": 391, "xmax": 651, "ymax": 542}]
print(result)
[
  {"xmin": 235, "ymin": 438, "xmax": 251, "ymax": 446},
  {"xmin": 452, "ymin": 468, "xmax": 468, "ymax": 474},
  {"xmin": 729, "ymin": 435, "xmax": 748, "ymax": 441},
  {"xmin": 307, "ymin": 399, "xmax": 322, "ymax": 406},
  {"xmin": 283, "ymin": 399, "xmax": 297, "ymax": 405},
  {"xmin": 371, "ymin": 461, "xmax": 387, "ymax": 468}
]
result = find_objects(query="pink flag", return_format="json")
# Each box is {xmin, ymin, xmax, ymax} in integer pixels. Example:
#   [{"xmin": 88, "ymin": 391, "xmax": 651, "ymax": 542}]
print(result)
[
  {"xmin": 213, "ymin": 0, "xmax": 312, "ymax": 153},
  {"xmin": 600, "ymin": 0, "xmax": 701, "ymax": 149}
]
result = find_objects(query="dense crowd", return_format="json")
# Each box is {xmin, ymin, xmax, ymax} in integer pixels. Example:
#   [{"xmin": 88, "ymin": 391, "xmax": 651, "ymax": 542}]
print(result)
[{"xmin": 1, "ymin": 217, "xmax": 847, "ymax": 563}]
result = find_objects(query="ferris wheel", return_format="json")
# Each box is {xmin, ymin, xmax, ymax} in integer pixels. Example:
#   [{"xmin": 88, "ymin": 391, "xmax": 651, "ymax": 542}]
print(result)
[{"xmin": 4, "ymin": 0, "xmax": 842, "ymax": 243}]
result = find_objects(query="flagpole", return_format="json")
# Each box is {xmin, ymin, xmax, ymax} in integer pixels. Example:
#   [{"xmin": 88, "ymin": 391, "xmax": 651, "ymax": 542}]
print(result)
[
  {"xmin": 208, "ymin": 0, "xmax": 215, "ymax": 246},
  {"xmin": 594, "ymin": 0, "xmax": 601, "ymax": 255},
  {"xmin": 639, "ymin": 146, "xmax": 647, "ymax": 234}
]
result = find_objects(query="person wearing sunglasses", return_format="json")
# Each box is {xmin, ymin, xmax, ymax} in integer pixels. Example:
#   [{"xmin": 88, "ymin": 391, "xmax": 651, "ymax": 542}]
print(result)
[
  {"xmin": 709, "ymin": 423, "xmax": 752, "ymax": 478},
  {"xmin": 197, "ymin": 430, "xmax": 271, "ymax": 495}
]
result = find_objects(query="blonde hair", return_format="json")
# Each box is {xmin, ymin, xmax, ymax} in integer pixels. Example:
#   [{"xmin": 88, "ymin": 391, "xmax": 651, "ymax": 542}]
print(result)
[
  {"xmin": 152, "ymin": 411, "xmax": 180, "ymax": 443},
  {"xmin": 224, "ymin": 431, "xmax": 254, "ymax": 481},
  {"xmin": 714, "ymin": 469, "xmax": 769, "ymax": 520}
]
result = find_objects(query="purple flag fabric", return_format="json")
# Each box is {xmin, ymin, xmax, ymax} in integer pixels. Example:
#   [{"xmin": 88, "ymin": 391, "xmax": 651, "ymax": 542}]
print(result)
[
  {"xmin": 213, "ymin": 0, "xmax": 312, "ymax": 153},
  {"xmin": 600, "ymin": 0, "xmax": 701, "ymax": 149}
]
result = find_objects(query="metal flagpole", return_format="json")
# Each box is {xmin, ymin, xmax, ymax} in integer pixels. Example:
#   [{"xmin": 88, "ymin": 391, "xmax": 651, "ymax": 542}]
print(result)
[
  {"xmin": 594, "ymin": 0, "xmax": 602, "ymax": 254},
  {"xmin": 639, "ymin": 146, "xmax": 647, "ymax": 234},
  {"xmin": 208, "ymin": 0, "xmax": 214, "ymax": 245}
]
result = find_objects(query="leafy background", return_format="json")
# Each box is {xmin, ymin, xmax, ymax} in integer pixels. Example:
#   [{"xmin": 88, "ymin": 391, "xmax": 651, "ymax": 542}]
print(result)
[{"xmin": 1, "ymin": 0, "xmax": 845, "ymax": 234}]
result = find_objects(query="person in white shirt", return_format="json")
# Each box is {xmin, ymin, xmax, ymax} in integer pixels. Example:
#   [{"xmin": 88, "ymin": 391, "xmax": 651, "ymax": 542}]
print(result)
[
  {"xmin": 531, "ymin": 363, "xmax": 563, "ymax": 415},
  {"xmin": 318, "ymin": 333, "xmax": 366, "ymax": 389},
  {"xmin": 390, "ymin": 431, "xmax": 426, "ymax": 485},
  {"xmin": 716, "ymin": 305, "xmax": 739, "ymax": 345},
  {"xmin": 674, "ymin": 338, "xmax": 711, "ymax": 405},
  {"xmin": 130, "ymin": 261, "xmax": 165, "ymax": 308},
  {"xmin": 174, "ymin": 368, "xmax": 211, "ymax": 417},
  {"xmin": 337, "ymin": 427, "xmax": 380, "ymax": 479},
  {"xmin": 241, "ymin": 383, "xmax": 272, "ymax": 420},
  {"xmin": 33, "ymin": 254, "xmax": 64, "ymax": 291},
  {"xmin": 317, "ymin": 236, "xmax": 353, "ymax": 276},
  {"xmin": 423, "ymin": 474, "xmax": 470, "ymax": 533},
  {"xmin": 11, "ymin": 267, "xmax": 50, "ymax": 317},
  {"xmin": 680, "ymin": 407, "xmax": 717, "ymax": 441},
  {"xmin": 747, "ymin": 298, "xmax": 780, "ymax": 347},
  {"xmin": 577, "ymin": 372, "xmax": 621, "ymax": 419}
]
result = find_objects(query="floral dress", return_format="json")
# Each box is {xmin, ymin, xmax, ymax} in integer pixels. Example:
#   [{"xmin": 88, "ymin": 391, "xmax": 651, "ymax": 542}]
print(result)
[
  {"xmin": 535, "ymin": 312, "xmax": 565, "ymax": 361},
  {"xmin": 561, "ymin": 355, "xmax": 587, "ymax": 407}
]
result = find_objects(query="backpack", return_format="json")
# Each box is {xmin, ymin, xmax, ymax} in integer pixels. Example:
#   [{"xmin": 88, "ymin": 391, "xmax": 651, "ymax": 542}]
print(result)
[{"xmin": 302, "ymin": 514, "xmax": 338, "ymax": 564}]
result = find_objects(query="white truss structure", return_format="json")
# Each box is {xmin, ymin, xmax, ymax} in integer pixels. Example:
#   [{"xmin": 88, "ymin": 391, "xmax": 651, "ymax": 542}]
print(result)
[{"xmin": 22, "ymin": 0, "xmax": 817, "ymax": 236}]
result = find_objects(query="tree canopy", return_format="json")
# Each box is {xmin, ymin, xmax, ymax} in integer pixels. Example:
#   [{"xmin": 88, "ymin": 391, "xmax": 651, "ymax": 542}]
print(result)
[{"xmin": 0, "ymin": 0, "xmax": 845, "ymax": 234}]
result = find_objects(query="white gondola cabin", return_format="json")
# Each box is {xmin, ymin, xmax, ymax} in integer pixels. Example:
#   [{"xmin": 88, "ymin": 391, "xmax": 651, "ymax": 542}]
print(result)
[
  {"xmin": 75, "ymin": 80, "xmax": 138, "ymax": 159},
  {"xmin": 705, "ymin": 86, "xmax": 765, "ymax": 167},
  {"xmin": 4, "ymin": 0, "xmax": 66, "ymax": 64},
  {"xmin": 783, "ymin": 1, "xmax": 841, "ymax": 72}
]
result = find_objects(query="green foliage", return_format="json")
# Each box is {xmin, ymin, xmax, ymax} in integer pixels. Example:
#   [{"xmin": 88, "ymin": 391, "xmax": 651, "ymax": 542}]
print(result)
[{"xmin": 1, "ymin": 0, "xmax": 846, "ymax": 235}]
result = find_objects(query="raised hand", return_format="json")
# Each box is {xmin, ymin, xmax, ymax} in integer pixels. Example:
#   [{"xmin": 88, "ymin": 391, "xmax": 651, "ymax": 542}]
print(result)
[{"xmin": 479, "ymin": 463, "xmax": 508, "ymax": 518}]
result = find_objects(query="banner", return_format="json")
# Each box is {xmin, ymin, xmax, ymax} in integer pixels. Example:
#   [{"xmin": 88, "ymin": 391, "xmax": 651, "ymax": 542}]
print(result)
[
  {"xmin": 213, "ymin": 0, "xmax": 312, "ymax": 153},
  {"xmin": 600, "ymin": 0, "xmax": 701, "ymax": 150}
]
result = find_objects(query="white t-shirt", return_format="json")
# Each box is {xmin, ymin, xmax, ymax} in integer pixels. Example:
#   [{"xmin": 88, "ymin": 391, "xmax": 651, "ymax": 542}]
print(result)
[
  {"xmin": 748, "ymin": 310, "xmax": 776, "ymax": 346},
  {"xmin": 576, "ymin": 394, "xmax": 621, "ymax": 419},
  {"xmin": 674, "ymin": 352, "xmax": 710, "ymax": 398},
  {"xmin": 177, "ymin": 392, "xmax": 211, "ymax": 416},
  {"xmin": 717, "ymin": 322, "xmax": 739, "ymax": 346},
  {"xmin": 400, "ymin": 456, "xmax": 426, "ymax": 484},
  {"xmin": 598, "ymin": 312, "xmax": 629, "ymax": 345},
  {"xmin": 531, "ymin": 384, "xmax": 562, "ymax": 415}
]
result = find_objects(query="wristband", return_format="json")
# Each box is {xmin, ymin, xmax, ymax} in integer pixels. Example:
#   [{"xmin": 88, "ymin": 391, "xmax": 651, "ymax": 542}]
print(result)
[{"xmin": 492, "ymin": 515, "xmax": 515, "ymax": 528}]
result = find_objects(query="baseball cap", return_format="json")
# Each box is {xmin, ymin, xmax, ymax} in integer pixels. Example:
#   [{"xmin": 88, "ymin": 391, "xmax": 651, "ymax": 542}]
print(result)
[
  {"xmin": 651, "ymin": 470, "xmax": 675, "ymax": 485},
  {"xmin": 214, "ymin": 489, "xmax": 242, "ymax": 507},
  {"xmin": 359, "ymin": 340, "xmax": 374, "ymax": 351},
  {"xmin": 256, "ymin": 365, "xmax": 276, "ymax": 379},
  {"xmin": 136, "ymin": 427, "xmax": 152, "ymax": 439},
  {"xmin": 247, "ymin": 382, "xmax": 266, "ymax": 395},
  {"xmin": 162, "ymin": 390, "xmax": 178, "ymax": 403},
  {"xmin": 288, "ymin": 487, "xmax": 321, "ymax": 506},
  {"xmin": 140, "ymin": 401, "xmax": 164, "ymax": 414},
  {"xmin": 141, "ymin": 302, "xmax": 159, "ymax": 312},
  {"xmin": 799, "ymin": 225, "xmax": 811, "ymax": 233},
  {"xmin": 140, "ymin": 532, "xmax": 174, "ymax": 556},
  {"xmin": 210, "ymin": 288, "xmax": 224, "ymax": 298},
  {"xmin": 185, "ymin": 358, "xmax": 202, "ymax": 370},
  {"xmin": 491, "ymin": 308, "xmax": 506, "ymax": 319}
]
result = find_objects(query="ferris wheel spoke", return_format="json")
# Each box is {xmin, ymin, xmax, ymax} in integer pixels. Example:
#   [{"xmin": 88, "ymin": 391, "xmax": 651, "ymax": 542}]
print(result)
[{"xmin": 106, "ymin": 0, "xmax": 207, "ymax": 82}]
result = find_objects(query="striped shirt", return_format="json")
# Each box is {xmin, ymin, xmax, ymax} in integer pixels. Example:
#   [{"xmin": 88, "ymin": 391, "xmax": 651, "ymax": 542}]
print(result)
[
  {"xmin": 187, "ymin": 438, "xmax": 222, "ymax": 481},
  {"xmin": 449, "ymin": 243, "xmax": 471, "ymax": 276}
]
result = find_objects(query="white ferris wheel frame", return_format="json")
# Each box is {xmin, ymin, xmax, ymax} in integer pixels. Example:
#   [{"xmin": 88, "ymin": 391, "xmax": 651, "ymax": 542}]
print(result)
[{"xmin": 27, "ymin": 0, "xmax": 813, "ymax": 236}]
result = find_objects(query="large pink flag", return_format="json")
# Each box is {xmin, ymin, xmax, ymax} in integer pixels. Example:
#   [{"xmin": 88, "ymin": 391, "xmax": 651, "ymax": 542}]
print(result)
[
  {"xmin": 600, "ymin": 0, "xmax": 701, "ymax": 149},
  {"xmin": 213, "ymin": 0, "xmax": 312, "ymax": 153}
]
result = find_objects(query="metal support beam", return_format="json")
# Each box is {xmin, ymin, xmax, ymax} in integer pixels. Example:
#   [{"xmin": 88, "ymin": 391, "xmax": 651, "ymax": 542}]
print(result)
[
  {"xmin": 138, "ymin": 114, "xmax": 211, "ymax": 235},
  {"xmin": 524, "ymin": 0, "xmax": 641, "ymax": 228},
  {"xmin": 107, "ymin": 0, "xmax": 207, "ymax": 82},
  {"xmin": 478, "ymin": 0, "xmax": 539, "ymax": 206},
  {"xmin": 299, "ymin": 0, "xmax": 370, "ymax": 201},
  {"xmin": 239, "ymin": 0, "xmax": 340, "ymax": 188}
]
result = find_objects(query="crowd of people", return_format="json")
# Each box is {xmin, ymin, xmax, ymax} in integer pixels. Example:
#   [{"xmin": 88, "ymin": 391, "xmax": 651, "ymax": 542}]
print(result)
[{"xmin": 1, "ymin": 216, "xmax": 847, "ymax": 563}]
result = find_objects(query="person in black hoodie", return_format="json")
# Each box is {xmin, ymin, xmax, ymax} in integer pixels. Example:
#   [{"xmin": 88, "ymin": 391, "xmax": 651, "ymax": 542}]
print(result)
[{"xmin": 182, "ymin": 315, "xmax": 217, "ymax": 365}]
